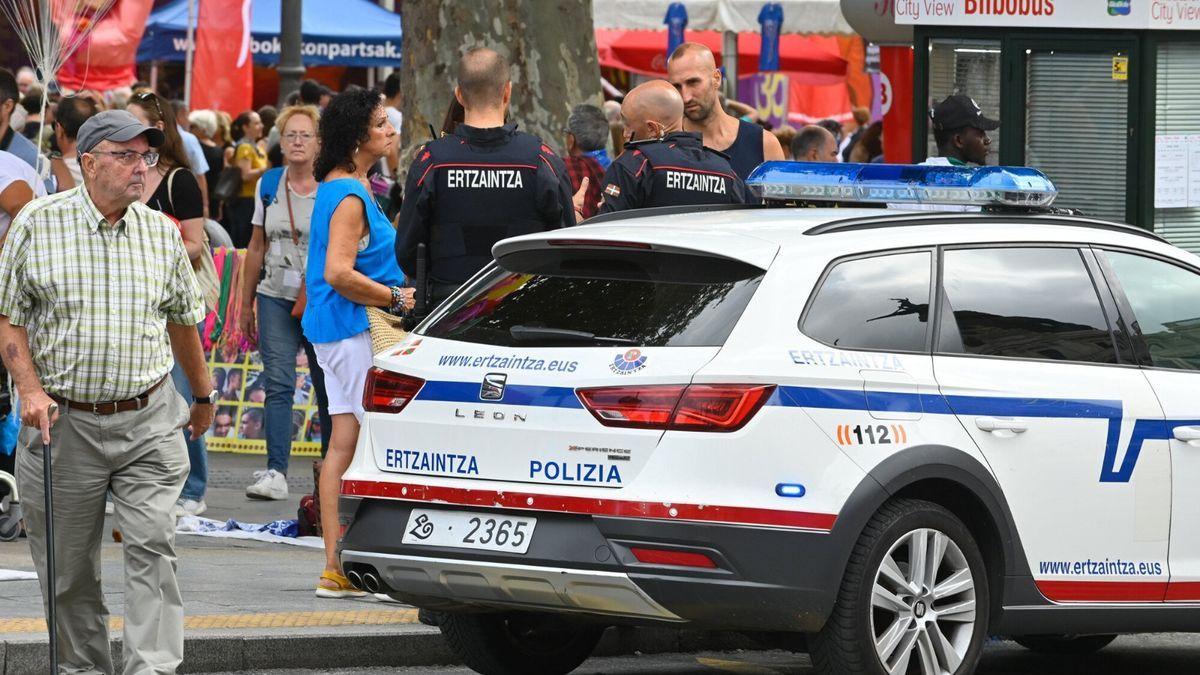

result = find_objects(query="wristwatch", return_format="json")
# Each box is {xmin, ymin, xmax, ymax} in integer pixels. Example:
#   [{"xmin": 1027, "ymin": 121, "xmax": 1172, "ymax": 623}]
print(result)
[{"xmin": 194, "ymin": 389, "xmax": 218, "ymax": 405}]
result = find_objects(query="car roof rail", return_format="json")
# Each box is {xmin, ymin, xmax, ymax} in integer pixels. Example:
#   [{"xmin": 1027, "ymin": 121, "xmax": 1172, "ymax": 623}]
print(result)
[
  {"xmin": 806, "ymin": 212, "xmax": 1167, "ymax": 242},
  {"xmin": 581, "ymin": 203, "xmax": 765, "ymax": 226}
]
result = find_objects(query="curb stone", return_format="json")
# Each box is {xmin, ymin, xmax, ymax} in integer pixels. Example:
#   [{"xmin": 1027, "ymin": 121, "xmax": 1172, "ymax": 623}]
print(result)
[{"xmin": 2, "ymin": 626, "xmax": 766, "ymax": 674}]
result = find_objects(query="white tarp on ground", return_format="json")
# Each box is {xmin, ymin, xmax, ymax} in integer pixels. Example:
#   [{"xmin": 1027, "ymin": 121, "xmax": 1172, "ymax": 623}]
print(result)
[
  {"xmin": 176, "ymin": 516, "xmax": 323, "ymax": 549},
  {"xmin": 593, "ymin": 0, "xmax": 853, "ymax": 35},
  {"xmin": 0, "ymin": 569, "xmax": 38, "ymax": 582}
]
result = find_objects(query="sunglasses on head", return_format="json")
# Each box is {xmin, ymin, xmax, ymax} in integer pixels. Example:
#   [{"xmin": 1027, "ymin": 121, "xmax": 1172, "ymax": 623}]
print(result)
[{"xmin": 133, "ymin": 90, "xmax": 165, "ymax": 121}]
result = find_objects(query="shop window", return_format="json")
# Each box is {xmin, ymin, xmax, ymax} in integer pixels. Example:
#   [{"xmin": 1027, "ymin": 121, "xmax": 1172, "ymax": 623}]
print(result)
[
  {"xmin": 927, "ymin": 39, "xmax": 1001, "ymax": 165},
  {"xmin": 1025, "ymin": 50, "xmax": 1128, "ymax": 222},
  {"xmin": 1154, "ymin": 42, "xmax": 1200, "ymax": 254}
]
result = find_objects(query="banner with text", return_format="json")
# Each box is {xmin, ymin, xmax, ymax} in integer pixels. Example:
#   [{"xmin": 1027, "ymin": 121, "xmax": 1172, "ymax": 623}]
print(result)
[{"xmin": 894, "ymin": 0, "xmax": 1200, "ymax": 30}]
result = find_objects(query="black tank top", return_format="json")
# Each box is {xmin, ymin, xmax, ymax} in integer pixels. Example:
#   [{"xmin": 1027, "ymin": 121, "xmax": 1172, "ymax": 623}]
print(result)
[{"xmin": 722, "ymin": 118, "xmax": 765, "ymax": 180}]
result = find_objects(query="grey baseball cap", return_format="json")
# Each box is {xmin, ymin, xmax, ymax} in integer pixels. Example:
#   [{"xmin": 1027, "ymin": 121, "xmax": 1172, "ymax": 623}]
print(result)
[{"xmin": 76, "ymin": 109, "xmax": 166, "ymax": 155}]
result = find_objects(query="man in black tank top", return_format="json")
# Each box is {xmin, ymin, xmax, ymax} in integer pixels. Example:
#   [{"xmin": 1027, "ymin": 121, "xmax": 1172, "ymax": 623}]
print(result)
[
  {"xmin": 667, "ymin": 42, "xmax": 785, "ymax": 180},
  {"xmin": 597, "ymin": 80, "xmax": 748, "ymax": 213}
]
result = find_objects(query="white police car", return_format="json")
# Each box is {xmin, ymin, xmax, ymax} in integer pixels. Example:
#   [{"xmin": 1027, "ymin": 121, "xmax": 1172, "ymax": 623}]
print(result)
[{"xmin": 338, "ymin": 163, "xmax": 1200, "ymax": 675}]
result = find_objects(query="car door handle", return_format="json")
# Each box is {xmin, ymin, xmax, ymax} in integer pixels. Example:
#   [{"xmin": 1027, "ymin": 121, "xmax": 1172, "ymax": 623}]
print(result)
[
  {"xmin": 1173, "ymin": 425, "xmax": 1200, "ymax": 446},
  {"xmin": 975, "ymin": 416, "xmax": 1027, "ymax": 434}
]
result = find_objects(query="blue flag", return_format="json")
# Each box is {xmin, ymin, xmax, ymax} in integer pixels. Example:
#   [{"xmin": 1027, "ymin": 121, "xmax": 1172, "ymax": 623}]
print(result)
[
  {"xmin": 665, "ymin": 2, "xmax": 688, "ymax": 60},
  {"xmin": 758, "ymin": 2, "xmax": 784, "ymax": 72}
]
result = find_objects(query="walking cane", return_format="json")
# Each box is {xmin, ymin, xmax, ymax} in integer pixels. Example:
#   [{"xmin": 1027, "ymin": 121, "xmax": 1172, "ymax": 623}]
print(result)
[{"xmin": 42, "ymin": 402, "xmax": 59, "ymax": 674}]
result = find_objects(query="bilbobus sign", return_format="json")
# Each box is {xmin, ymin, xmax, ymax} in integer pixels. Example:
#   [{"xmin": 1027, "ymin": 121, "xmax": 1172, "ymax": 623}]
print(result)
[{"xmin": 894, "ymin": 0, "xmax": 1200, "ymax": 29}]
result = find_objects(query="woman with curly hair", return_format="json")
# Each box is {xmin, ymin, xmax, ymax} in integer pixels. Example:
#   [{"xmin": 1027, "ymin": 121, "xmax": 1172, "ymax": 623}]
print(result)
[{"xmin": 302, "ymin": 88, "xmax": 414, "ymax": 598}]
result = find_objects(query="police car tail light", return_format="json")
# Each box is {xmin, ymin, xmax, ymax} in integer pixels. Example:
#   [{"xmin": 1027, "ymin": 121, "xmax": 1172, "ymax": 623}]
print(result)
[
  {"xmin": 363, "ymin": 368, "xmax": 425, "ymax": 414},
  {"xmin": 576, "ymin": 385, "xmax": 687, "ymax": 430},
  {"xmin": 576, "ymin": 384, "xmax": 774, "ymax": 432},
  {"xmin": 744, "ymin": 161, "xmax": 1058, "ymax": 208},
  {"xmin": 671, "ymin": 384, "xmax": 776, "ymax": 432}
]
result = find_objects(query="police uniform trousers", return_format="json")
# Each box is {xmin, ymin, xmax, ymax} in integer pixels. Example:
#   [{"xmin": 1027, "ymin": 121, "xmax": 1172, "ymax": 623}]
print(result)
[{"xmin": 17, "ymin": 379, "xmax": 190, "ymax": 675}]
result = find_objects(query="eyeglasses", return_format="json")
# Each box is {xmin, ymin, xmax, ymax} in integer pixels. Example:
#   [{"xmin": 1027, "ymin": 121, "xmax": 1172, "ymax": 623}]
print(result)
[
  {"xmin": 132, "ymin": 90, "xmax": 165, "ymax": 121},
  {"xmin": 282, "ymin": 132, "xmax": 315, "ymax": 143},
  {"xmin": 89, "ymin": 150, "xmax": 160, "ymax": 167}
]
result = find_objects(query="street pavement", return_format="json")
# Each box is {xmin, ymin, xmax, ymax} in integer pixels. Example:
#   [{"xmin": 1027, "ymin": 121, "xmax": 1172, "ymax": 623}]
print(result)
[
  {"xmin": 3, "ymin": 452, "xmax": 1200, "ymax": 674},
  {"xmin": 204, "ymin": 635, "xmax": 1200, "ymax": 674}
]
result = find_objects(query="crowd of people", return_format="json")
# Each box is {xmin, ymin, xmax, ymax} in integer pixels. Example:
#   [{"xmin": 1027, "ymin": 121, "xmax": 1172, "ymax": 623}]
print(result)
[{"xmin": 0, "ymin": 39, "xmax": 939, "ymax": 672}]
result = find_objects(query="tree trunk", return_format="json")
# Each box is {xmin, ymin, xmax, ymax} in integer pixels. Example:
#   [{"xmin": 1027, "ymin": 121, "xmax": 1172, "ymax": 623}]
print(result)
[{"xmin": 398, "ymin": 1, "xmax": 602, "ymax": 177}]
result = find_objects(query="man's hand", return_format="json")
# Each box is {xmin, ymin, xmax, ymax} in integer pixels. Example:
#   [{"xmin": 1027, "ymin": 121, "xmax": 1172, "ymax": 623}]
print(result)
[
  {"xmin": 187, "ymin": 403, "xmax": 214, "ymax": 441},
  {"xmin": 572, "ymin": 177, "xmax": 590, "ymax": 221},
  {"xmin": 21, "ymin": 389, "xmax": 59, "ymax": 445}
]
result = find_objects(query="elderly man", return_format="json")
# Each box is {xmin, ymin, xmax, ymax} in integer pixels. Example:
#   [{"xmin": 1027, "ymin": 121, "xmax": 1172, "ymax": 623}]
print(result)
[
  {"xmin": 0, "ymin": 109, "xmax": 213, "ymax": 674},
  {"xmin": 792, "ymin": 125, "xmax": 840, "ymax": 163},
  {"xmin": 564, "ymin": 104, "xmax": 607, "ymax": 220},
  {"xmin": 598, "ymin": 80, "xmax": 749, "ymax": 213}
]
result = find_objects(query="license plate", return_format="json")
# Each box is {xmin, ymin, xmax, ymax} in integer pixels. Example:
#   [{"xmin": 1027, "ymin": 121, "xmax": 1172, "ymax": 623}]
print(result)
[{"xmin": 401, "ymin": 509, "xmax": 537, "ymax": 554}]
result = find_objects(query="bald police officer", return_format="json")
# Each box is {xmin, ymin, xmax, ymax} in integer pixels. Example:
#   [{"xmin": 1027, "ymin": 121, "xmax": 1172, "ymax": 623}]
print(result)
[
  {"xmin": 396, "ymin": 47, "xmax": 575, "ymax": 307},
  {"xmin": 599, "ymin": 80, "xmax": 749, "ymax": 214}
]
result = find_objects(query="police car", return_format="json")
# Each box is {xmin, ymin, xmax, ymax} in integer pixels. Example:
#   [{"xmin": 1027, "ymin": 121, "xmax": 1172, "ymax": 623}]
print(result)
[{"xmin": 338, "ymin": 163, "xmax": 1200, "ymax": 675}]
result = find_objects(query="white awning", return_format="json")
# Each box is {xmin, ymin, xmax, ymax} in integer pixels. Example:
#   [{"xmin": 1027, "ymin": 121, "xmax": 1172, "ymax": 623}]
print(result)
[{"xmin": 592, "ymin": 0, "xmax": 854, "ymax": 36}]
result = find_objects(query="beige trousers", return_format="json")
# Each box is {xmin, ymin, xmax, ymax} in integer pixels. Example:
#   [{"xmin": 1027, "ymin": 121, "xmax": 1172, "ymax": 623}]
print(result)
[{"xmin": 18, "ymin": 379, "xmax": 190, "ymax": 675}]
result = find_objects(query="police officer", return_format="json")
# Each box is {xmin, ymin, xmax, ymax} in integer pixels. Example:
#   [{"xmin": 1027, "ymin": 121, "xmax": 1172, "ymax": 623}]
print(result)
[
  {"xmin": 599, "ymin": 80, "xmax": 749, "ymax": 214},
  {"xmin": 396, "ymin": 47, "xmax": 575, "ymax": 307}
]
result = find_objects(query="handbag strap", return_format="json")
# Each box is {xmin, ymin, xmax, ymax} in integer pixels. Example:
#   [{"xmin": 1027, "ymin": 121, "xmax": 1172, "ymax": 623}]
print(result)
[{"xmin": 279, "ymin": 168, "xmax": 306, "ymax": 278}]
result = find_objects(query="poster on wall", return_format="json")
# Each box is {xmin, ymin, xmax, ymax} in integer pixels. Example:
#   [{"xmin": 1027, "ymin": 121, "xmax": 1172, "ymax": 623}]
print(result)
[{"xmin": 203, "ymin": 344, "xmax": 323, "ymax": 457}]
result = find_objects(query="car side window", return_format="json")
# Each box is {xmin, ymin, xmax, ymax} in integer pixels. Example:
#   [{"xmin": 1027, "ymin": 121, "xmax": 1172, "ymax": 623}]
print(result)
[
  {"xmin": 1103, "ymin": 250, "xmax": 1200, "ymax": 371},
  {"xmin": 802, "ymin": 251, "xmax": 931, "ymax": 352},
  {"xmin": 938, "ymin": 247, "xmax": 1118, "ymax": 364}
]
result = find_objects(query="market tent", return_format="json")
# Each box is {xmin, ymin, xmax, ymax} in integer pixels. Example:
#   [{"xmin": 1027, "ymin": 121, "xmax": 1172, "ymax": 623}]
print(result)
[
  {"xmin": 592, "ymin": 0, "xmax": 853, "ymax": 35},
  {"xmin": 596, "ymin": 29, "xmax": 847, "ymax": 83},
  {"xmin": 137, "ymin": 0, "xmax": 401, "ymax": 67}
]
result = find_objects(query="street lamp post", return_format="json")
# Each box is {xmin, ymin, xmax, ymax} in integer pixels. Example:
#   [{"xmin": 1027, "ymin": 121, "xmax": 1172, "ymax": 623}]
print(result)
[{"xmin": 278, "ymin": 0, "xmax": 304, "ymax": 107}]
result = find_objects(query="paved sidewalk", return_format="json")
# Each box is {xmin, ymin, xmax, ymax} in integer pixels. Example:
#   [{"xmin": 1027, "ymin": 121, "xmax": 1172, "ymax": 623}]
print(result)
[
  {"xmin": 0, "ymin": 452, "xmax": 454, "ymax": 674},
  {"xmin": 0, "ymin": 452, "xmax": 736, "ymax": 674}
]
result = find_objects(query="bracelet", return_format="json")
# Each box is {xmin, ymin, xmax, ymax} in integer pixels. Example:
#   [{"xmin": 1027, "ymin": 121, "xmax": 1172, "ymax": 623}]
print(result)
[{"xmin": 388, "ymin": 285, "xmax": 409, "ymax": 316}]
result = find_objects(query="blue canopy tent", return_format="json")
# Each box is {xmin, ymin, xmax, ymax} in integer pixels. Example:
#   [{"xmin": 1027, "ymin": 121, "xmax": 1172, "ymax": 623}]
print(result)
[{"xmin": 138, "ymin": 0, "xmax": 402, "ymax": 67}]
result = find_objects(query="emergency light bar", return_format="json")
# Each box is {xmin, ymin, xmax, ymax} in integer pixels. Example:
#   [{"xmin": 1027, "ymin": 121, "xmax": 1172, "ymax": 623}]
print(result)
[{"xmin": 746, "ymin": 162, "xmax": 1058, "ymax": 208}]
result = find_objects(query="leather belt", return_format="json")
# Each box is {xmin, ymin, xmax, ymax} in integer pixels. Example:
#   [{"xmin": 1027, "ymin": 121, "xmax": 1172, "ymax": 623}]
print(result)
[{"xmin": 50, "ymin": 377, "xmax": 168, "ymax": 416}]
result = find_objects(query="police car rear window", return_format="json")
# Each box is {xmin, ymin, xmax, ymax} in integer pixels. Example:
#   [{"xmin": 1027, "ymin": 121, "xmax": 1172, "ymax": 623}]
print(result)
[{"xmin": 420, "ymin": 250, "xmax": 764, "ymax": 348}]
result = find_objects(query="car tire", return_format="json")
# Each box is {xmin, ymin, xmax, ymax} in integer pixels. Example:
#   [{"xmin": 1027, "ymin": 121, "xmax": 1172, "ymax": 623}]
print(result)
[
  {"xmin": 438, "ymin": 611, "xmax": 605, "ymax": 675},
  {"xmin": 1012, "ymin": 634, "xmax": 1117, "ymax": 655},
  {"xmin": 810, "ymin": 498, "xmax": 989, "ymax": 675}
]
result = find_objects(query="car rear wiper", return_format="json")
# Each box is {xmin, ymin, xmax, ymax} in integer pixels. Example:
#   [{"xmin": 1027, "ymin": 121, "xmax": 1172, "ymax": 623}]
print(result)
[{"xmin": 509, "ymin": 325, "xmax": 638, "ymax": 346}]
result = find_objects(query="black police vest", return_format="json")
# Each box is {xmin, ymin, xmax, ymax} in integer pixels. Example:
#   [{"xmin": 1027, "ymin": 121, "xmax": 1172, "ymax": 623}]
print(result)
[
  {"xmin": 635, "ymin": 140, "xmax": 741, "ymax": 208},
  {"xmin": 426, "ymin": 132, "xmax": 546, "ymax": 284}
]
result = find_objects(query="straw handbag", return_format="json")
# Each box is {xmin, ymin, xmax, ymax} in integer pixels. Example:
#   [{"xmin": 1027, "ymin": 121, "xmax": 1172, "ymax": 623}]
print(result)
[{"xmin": 365, "ymin": 306, "xmax": 407, "ymax": 353}]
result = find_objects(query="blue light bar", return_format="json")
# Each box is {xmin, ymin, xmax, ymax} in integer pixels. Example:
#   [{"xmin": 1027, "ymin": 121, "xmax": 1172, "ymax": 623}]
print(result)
[{"xmin": 746, "ymin": 162, "xmax": 1058, "ymax": 208}]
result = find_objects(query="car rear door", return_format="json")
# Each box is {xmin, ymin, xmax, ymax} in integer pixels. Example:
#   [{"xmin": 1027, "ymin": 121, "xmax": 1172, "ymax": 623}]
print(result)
[
  {"xmin": 1095, "ymin": 247, "xmax": 1200, "ymax": 603},
  {"xmin": 931, "ymin": 244, "xmax": 1170, "ymax": 603}
]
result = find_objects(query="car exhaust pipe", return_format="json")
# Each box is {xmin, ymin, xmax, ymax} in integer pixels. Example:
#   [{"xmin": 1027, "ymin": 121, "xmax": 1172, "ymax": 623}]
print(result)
[
  {"xmin": 345, "ymin": 569, "xmax": 364, "ymax": 590},
  {"xmin": 362, "ymin": 572, "xmax": 382, "ymax": 593}
]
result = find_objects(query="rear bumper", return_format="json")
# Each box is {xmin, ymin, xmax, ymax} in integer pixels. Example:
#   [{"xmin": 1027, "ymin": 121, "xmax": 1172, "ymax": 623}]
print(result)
[{"xmin": 339, "ymin": 496, "xmax": 847, "ymax": 632}]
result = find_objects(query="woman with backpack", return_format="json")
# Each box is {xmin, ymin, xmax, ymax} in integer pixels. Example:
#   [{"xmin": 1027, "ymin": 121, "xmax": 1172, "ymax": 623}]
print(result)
[{"xmin": 238, "ymin": 105, "xmax": 332, "ymax": 503}]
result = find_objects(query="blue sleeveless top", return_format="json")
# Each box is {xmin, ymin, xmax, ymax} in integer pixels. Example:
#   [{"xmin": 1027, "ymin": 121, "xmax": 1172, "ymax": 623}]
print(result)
[
  {"xmin": 301, "ymin": 178, "xmax": 405, "ymax": 344},
  {"xmin": 723, "ymin": 118, "xmax": 766, "ymax": 180}
]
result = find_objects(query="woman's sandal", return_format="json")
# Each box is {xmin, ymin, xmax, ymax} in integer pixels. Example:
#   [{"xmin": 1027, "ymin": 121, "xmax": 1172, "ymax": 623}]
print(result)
[{"xmin": 315, "ymin": 570, "xmax": 367, "ymax": 598}]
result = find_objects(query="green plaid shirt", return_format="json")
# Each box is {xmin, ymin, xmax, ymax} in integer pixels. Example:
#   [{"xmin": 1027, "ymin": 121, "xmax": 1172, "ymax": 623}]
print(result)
[{"xmin": 0, "ymin": 186, "xmax": 204, "ymax": 403}]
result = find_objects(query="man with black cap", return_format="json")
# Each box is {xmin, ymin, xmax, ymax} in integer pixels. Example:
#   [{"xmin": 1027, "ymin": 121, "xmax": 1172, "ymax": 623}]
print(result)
[
  {"xmin": 928, "ymin": 94, "xmax": 1000, "ymax": 166},
  {"xmin": 0, "ymin": 109, "xmax": 213, "ymax": 674}
]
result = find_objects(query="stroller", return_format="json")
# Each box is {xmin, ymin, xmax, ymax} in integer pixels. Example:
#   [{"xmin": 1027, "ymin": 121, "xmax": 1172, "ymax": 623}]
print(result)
[{"xmin": 0, "ymin": 363, "xmax": 19, "ymax": 542}]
